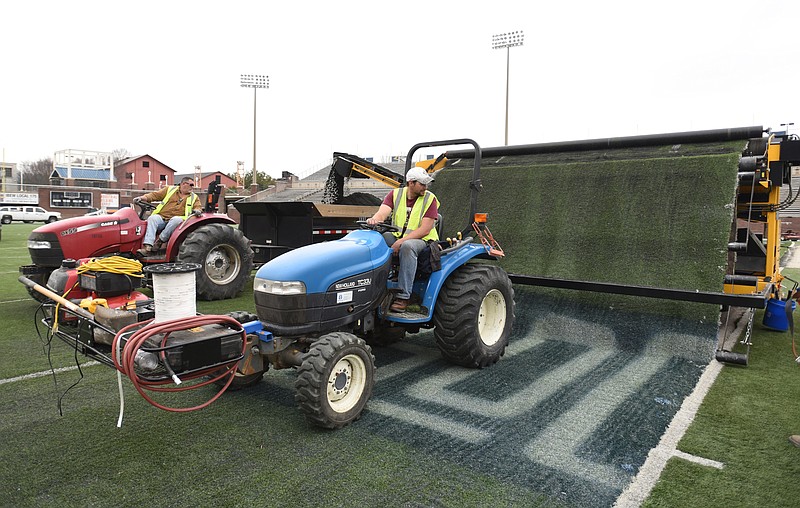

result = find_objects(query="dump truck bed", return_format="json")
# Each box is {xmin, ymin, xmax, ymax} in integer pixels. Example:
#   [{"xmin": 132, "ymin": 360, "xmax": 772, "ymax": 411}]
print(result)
[{"xmin": 235, "ymin": 201, "xmax": 379, "ymax": 265}]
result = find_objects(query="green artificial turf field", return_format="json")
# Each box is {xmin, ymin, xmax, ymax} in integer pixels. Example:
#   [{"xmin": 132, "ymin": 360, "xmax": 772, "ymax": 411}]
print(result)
[{"xmin": 3, "ymin": 137, "xmax": 795, "ymax": 508}]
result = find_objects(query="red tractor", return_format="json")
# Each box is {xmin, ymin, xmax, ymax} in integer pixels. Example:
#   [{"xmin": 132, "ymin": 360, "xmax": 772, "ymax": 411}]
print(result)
[{"xmin": 20, "ymin": 201, "xmax": 253, "ymax": 301}]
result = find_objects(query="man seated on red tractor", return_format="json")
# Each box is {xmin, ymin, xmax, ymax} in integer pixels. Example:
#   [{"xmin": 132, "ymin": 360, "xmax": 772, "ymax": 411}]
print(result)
[
  {"xmin": 367, "ymin": 166, "xmax": 439, "ymax": 312},
  {"xmin": 134, "ymin": 177, "xmax": 201, "ymax": 256}
]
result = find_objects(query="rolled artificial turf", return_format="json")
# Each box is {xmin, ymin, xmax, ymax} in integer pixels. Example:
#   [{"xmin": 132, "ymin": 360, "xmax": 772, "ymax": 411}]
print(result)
[
  {"xmin": 432, "ymin": 141, "xmax": 742, "ymax": 290},
  {"xmin": 431, "ymin": 140, "xmax": 743, "ymax": 322}
]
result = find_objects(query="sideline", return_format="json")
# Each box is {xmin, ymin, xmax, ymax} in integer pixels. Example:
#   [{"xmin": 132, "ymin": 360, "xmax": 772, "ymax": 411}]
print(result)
[{"xmin": 0, "ymin": 361, "xmax": 101, "ymax": 386}]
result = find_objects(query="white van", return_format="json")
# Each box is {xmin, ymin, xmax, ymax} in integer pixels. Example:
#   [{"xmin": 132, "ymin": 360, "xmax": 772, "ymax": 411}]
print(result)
[{"xmin": 0, "ymin": 206, "xmax": 61, "ymax": 224}]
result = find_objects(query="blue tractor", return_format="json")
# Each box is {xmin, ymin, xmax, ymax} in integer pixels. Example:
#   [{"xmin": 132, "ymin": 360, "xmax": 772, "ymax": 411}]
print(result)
[{"xmin": 234, "ymin": 139, "xmax": 515, "ymax": 428}]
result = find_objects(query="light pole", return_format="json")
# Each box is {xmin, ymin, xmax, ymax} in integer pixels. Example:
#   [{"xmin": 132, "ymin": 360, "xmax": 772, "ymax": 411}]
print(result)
[
  {"xmin": 240, "ymin": 74, "xmax": 269, "ymax": 193},
  {"xmin": 492, "ymin": 31, "xmax": 524, "ymax": 146}
]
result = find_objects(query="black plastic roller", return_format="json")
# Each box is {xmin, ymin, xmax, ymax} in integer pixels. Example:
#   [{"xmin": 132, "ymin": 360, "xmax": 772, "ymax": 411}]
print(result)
[{"xmin": 715, "ymin": 350, "xmax": 748, "ymax": 365}]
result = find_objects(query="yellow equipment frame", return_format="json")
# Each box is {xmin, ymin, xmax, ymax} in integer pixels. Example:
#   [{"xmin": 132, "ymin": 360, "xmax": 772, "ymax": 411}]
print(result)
[{"xmin": 724, "ymin": 136, "xmax": 788, "ymax": 299}]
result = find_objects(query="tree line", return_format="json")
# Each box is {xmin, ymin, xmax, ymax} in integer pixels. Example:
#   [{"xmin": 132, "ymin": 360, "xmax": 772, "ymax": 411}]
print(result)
[{"xmin": 15, "ymin": 149, "xmax": 275, "ymax": 191}]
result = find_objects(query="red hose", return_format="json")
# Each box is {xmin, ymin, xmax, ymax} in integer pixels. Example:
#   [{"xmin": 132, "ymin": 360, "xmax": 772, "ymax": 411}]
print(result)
[{"xmin": 111, "ymin": 315, "xmax": 247, "ymax": 412}]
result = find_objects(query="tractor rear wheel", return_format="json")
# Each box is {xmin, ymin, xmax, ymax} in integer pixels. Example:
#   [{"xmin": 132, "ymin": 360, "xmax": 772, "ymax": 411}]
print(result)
[
  {"xmin": 177, "ymin": 224, "xmax": 254, "ymax": 301},
  {"xmin": 433, "ymin": 264, "xmax": 515, "ymax": 368},
  {"xmin": 295, "ymin": 332, "xmax": 375, "ymax": 429}
]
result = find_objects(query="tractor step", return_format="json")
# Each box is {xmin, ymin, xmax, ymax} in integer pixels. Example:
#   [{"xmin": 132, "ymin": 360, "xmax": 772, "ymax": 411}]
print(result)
[{"xmin": 387, "ymin": 307, "xmax": 427, "ymax": 318}]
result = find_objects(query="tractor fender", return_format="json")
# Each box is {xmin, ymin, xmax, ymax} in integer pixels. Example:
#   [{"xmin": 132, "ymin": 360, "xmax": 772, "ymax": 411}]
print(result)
[
  {"xmin": 420, "ymin": 243, "xmax": 491, "ymax": 315},
  {"xmin": 388, "ymin": 242, "xmax": 493, "ymax": 323},
  {"xmin": 162, "ymin": 214, "xmax": 238, "ymax": 256}
]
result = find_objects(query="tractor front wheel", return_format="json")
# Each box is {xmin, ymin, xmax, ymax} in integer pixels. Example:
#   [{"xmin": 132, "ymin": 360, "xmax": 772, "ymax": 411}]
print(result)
[
  {"xmin": 433, "ymin": 264, "xmax": 515, "ymax": 368},
  {"xmin": 295, "ymin": 332, "xmax": 375, "ymax": 429},
  {"xmin": 24, "ymin": 269, "xmax": 53, "ymax": 303},
  {"xmin": 177, "ymin": 224, "xmax": 254, "ymax": 301}
]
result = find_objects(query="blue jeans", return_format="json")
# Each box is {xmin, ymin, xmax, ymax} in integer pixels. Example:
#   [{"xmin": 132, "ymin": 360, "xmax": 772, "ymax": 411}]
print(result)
[
  {"xmin": 144, "ymin": 214, "xmax": 184, "ymax": 246},
  {"xmin": 383, "ymin": 232, "xmax": 427, "ymax": 300}
]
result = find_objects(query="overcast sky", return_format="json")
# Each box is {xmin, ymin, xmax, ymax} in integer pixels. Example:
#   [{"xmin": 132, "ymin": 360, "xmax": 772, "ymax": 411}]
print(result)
[{"xmin": 1, "ymin": 0, "xmax": 798, "ymax": 179}]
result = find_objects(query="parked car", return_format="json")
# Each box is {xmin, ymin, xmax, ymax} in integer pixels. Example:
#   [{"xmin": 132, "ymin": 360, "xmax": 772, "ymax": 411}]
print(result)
[
  {"xmin": 0, "ymin": 206, "xmax": 61, "ymax": 224},
  {"xmin": 782, "ymin": 230, "xmax": 800, "ymax": 241}
]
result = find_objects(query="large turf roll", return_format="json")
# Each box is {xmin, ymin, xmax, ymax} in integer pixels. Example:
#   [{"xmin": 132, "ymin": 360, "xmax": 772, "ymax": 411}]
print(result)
[{"xmin": 431, "ymin": 140, "xmax": 743, "ymax": 293}]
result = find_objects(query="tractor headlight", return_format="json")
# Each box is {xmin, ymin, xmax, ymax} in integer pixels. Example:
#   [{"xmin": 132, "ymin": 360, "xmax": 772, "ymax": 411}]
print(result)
[
  {"xmin": 254, "ymin": 277, "xmax": 306, "ymax": 296},
  {"xmin": 27, "ymin": 240, "xmax": 52, "ymax": 249}
]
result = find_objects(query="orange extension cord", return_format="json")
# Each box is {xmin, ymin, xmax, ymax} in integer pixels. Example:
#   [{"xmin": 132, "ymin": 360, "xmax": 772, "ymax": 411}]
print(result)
[{"xmin": 111, "ymin": 315, "xmax": 247, "ymax": 412}]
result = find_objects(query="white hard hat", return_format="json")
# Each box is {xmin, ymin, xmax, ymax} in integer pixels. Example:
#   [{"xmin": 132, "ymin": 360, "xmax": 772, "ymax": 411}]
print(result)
[{"xmin": 406, "ymin": 166, "xmax": 434, "ymax": 186}]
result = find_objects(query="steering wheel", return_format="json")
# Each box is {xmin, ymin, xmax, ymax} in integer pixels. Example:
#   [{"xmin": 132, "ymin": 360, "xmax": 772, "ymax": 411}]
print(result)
[
  {"xmin": 356, "ymin": 220, "xmax": 400, "ymax": 234},
  {"xmin": 134, "ymin": 199, "xmax": 157, "ymax": 220}
]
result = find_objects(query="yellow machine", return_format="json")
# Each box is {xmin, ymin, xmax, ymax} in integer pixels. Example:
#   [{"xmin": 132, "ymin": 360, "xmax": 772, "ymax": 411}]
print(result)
[{"xmin": 725, "ymin": 132, "xmax": 800, "ymax": 298}]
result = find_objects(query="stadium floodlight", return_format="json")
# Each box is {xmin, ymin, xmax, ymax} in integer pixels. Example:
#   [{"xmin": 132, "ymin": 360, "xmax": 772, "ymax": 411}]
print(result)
[
  {"xmin": 240, "ymin": 74, "xmax": 269, "ymax": 191},
  {"xmin": 492, "ymin": 31, "xmax": 524, "ymax": 146}
]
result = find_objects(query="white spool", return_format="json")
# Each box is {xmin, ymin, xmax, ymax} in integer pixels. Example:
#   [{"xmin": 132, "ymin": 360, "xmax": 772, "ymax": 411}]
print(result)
[{"xmin": 145, "ymin": 263, "xmax": 201, "ymax": 323}]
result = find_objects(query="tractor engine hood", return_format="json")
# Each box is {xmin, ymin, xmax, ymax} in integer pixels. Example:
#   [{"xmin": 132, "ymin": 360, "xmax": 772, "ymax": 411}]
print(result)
[
  {"xmin": 254, "ymin": 230, "xmax": 391, "ymax": 294},
  {"xmin": 27, "ymin": 208, "xmax": 140, "ymax": 267},
  {"xmin": 253, "ymin": 229, "xmax": 392, "ymax": 336}
]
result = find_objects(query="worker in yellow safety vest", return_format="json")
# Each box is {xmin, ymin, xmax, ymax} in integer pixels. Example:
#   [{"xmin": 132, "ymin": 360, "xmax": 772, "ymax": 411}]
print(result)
[
  {"xmin": 134, "ymin": 176, "xmax": 201, "ymax": 256},
  {"xmin": 367, "ymin": 166, "xmax": 439, "ymax": 312}
]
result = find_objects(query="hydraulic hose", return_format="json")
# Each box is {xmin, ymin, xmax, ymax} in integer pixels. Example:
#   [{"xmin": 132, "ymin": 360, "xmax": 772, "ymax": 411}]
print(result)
[{"xmin": 111, "ymin": 314, "xmax": 247, "ymax": 413}]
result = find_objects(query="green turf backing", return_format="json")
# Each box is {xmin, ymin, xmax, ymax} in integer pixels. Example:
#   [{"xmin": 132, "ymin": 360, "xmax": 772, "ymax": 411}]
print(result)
[{"xmin": 431, "ymin": 142, "xmax": 741, "ymax": 292}]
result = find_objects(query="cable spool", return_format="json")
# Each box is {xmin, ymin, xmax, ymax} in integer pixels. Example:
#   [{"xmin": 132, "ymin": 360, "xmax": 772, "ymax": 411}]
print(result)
[{"xmin": 143, "ymin": 263, "xmax": 201, "ymax": 322}]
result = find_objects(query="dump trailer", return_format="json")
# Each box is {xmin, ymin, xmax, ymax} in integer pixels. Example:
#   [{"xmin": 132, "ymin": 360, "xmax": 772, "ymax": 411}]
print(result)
[{"xmin": 236, "ymin": 153, "xmax": 410, "ymax": 265}]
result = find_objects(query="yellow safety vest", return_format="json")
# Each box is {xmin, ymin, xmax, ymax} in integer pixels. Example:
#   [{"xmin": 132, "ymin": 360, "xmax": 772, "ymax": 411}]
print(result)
[
  {"xmin": 153, "ymin": 186, "xmax": 198, "ymax": 218},
  {"xmin": 391, "ymin": 187, "xmax": 439, "ymax": 242}
]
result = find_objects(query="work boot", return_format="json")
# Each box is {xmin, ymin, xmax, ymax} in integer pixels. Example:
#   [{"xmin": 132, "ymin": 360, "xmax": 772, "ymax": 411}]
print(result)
[
  {"xmin": 153, "ymin": 238, "xmax": 164, "ymax": 251},
  {"xmin": 136, "ymin": 244, "xmax": 152, "ymax": 257},
  {"xmin": 790, "ymin": 435, "xmax": 800, "ymax": 447},
  {"xmin": 390, "ymin": 298, "xmax": 409, "ymax": 312}
]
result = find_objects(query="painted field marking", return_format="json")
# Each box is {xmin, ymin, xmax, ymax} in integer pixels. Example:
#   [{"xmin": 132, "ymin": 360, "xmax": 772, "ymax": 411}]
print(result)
[
  {"xmin": 405, "ymin": 345, "xmax": 615, "ymax": 419},
  {"xmin": 369, "ymin": 399, "xmax": 492, "ymax": 443},
  {"xmin": 376, "ymin": 342, "xmax": 440, "ymax": 381},
  {"xmin": 0, "ymin": 298, "xmax": 32, "ymax": 305},
  {"xmin": 525, "ymin": 354, "xmax": 669, "ymax": 490},
  {"xmin": 672, "ymin": 450, "xmax": 724, "ymax": 469},
  {"xmin": 613, "ymin": 359, "xmax": 724, "ymax": 507},
  {"xmin": 0, "ymin": 361, "xmax": 101, "ymax": 385}
]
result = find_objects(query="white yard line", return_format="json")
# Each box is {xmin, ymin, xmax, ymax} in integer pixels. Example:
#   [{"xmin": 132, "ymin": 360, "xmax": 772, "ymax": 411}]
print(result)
[
  {"xmin": 672, "ymin": 449, "xmax": 725, "ymax": 469},
  {"xmin": 0, "ymin": 298, "xmax": 32, "ymax": 305},
  {"xmin": 0, "ymin": 361, "xmax": 101, "ymax": 385}
]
